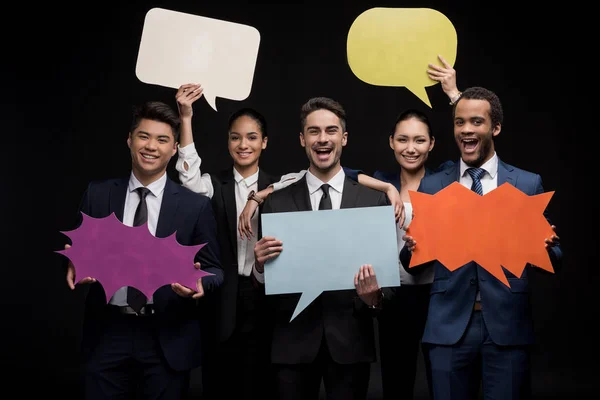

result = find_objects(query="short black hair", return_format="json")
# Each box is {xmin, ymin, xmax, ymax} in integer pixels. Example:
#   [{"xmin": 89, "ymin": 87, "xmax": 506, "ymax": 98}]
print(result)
[
  {"xmin": 453, "ymin": 87, "xmax": 503, "ymax": 127},
  {"xmin": 130, "ymin": 101, "xmax": 181, "ymax": 142},
  {"xmin": 300, "ymin": 97, "xmax": 347, "ymax": 132}
]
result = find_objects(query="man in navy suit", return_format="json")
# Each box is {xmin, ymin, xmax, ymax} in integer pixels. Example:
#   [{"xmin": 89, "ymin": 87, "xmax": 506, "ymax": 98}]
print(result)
[
  {"xmin": 65, "ymin": 101, "xmax": 223, "ymax": 399},
  {"xmin": 400, "ymin": 87, "xmax": 562, "ymax": 400}
]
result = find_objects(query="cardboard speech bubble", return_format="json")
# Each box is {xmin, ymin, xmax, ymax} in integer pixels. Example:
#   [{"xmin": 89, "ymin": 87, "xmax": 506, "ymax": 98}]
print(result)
[
  {"xmin": 56, "ymin": 212, "xmax": 213, "ymax": 301},
  {"xmin": 347, "ymin": 8, "xmax": 457, "ymax": 107},
  {"xmin": 407, "ymin": 182, "xmax": 555, "ymax": 286},
  {"xmin": 135, "ymin": 7, "xmax": 261, "ymax": 111}
]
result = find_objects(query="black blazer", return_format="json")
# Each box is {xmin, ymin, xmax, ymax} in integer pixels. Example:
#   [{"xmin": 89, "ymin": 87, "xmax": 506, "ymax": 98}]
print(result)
[
  {"xmin": 261, "ymin": 174, "xmax": 390, "ymax": 365},
  {"xmin": 209, "ymin": 167, "xmax": 280, "ymax": 342},
  {"xmin": 75, "ymin": 176, "xmax": 223, "ymax": 371}
]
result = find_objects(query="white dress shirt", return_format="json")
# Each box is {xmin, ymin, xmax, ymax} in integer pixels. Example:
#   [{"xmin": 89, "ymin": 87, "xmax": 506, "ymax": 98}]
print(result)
[
  {"xmin": 305, "ymin": 168, "xmax": 345, "ymax": 211},
  {"xmin": 110, "ymin": 172, "xmax": 166, "ymax": 306}
]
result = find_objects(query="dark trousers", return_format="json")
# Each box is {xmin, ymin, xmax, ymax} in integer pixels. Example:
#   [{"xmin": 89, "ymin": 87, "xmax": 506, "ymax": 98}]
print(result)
[
  {"xmin": 273, "ymin": 338, "xmax": 370, "ymax": 400},
  {"xmin": 427, "ymin": 310, "xmax": 531, "ymax": 400},
  {"xmin": 83, "ymin": 312, "xmax": 188, "ymax": 400},
  {"xmin": 202, "ymin": 276, "xmax": 273, "ymax": 400},
  {"xmin": 378, "ymin": 283, "xmax": 432, "ymax": 400}
]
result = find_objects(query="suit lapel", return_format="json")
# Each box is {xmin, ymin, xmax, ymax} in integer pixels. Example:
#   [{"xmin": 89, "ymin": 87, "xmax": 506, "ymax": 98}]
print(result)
[
  {"xmin": 156, "ymin": 178, "xmax": 179, "ymax": 238},
  {"xmin": 291, "ymin": 176, "xmax": 312, "ymax": 211},
  {"xmin": 110, "ymin": 178, "xmax": 128, "ymax": 222},
  {"xmin": 340, "ymin": 177, "xmax": 359, "ymax": 209},
  {"xmin": 221, "ymin": 172, "xmax": 238, "ymax": 255},
  {"xmin": 444, "ymin": 163, "xmax": 462, "ymax": 187},
  {"xmin": 497, "ymin": 159, "xmax": 515, "ymax": 186}
]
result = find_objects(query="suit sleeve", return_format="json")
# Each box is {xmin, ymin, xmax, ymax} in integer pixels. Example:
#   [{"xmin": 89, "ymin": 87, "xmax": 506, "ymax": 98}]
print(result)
[
  {"xmin": 192, "ymin": 196, "xmax": 223, "ymax": 292},
  {"xmin": 534, "ymin": 174, "xmax": 563, "ymax": 273},
  {"xmin": 342, "ymin": 167, "xmax": 363, "ymax": 183}
]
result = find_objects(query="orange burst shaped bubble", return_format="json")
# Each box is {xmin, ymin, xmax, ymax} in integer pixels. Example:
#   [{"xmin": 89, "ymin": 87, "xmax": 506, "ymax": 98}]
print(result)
[{"xmin": 407, "ymin": 182, "xmax": 555, "ymax": 286}]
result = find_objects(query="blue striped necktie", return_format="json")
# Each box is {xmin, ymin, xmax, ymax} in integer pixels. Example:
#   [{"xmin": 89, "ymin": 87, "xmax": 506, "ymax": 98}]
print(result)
[{"xmin": 467, "ymin": 168, "xmax": 486, "ymax": 195}]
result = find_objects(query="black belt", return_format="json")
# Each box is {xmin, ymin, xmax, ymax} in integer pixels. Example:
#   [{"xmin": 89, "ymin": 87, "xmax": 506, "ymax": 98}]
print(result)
[{"xmin": 107, "ymin": 304, "xmax": 156, "ymax": 316}]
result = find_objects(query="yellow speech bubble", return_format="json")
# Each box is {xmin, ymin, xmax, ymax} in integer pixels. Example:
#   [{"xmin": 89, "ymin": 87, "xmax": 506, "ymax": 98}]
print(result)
[{"xmin": 347, "ymin": 8, "xmax": 457, "ymax": 107}]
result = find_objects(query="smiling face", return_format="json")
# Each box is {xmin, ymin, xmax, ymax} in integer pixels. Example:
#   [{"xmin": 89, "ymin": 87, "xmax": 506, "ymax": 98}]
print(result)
[
  {"xmin": 228, "ymin": 115, "xmax": 267, "ymax": 176},
  {"xmin": 453, "ymin": 98, "xmax": 501, "ymax": 167},
  {"xmin": 127, "ymin": 118, "xmax": 177, "ymax": 186},
  {"xmin": 389, "ymin": 117, "xmax": 434, "ymax": 172},
  {"xmin": 300, "ymin": 109, "xmax": 347, "ymax": 180}
]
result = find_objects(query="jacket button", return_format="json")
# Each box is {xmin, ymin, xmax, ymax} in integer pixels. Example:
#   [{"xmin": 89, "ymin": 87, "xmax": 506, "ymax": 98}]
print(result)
[{"xmin": 470, "ymin": 278, "xmax": 477, "ymax": 285}]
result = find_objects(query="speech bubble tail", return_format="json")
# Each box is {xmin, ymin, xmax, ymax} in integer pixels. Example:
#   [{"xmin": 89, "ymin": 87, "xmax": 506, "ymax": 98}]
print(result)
[
  {"xmin": 407, "ymin": 86, "xmax": 432, "ymax": 108},
  {"xmin": 289, "ymin": 290, "xmax": 321, "ymax": 322},
  {"xmin": 204, "ymin": 91, "xmax": 218, "ymax": 111}
]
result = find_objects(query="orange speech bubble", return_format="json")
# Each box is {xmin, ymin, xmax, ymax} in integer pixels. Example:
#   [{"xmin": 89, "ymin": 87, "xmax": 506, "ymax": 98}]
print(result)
[{"xmin": 407, "ymin": 182, "xmax": 555, "ymax": 286}]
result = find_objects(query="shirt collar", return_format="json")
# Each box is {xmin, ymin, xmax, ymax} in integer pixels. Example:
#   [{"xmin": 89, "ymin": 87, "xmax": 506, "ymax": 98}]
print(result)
[
  {"xmin": 460, "ymin": 152, "xmax": 498, "ymax": 179},
  {"xmin": 128, "ymin": 171, "xmax": 167, "ymax": 197},
  {"xmin": 305, "ymin": 167, "xmax": 345, "ymax": 195},
  {"xmin": 233, "ymin": 167, "xmax": 259, "ymax": 187}
]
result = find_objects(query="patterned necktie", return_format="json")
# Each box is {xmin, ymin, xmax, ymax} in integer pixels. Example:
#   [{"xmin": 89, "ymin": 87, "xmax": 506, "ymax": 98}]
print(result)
[
  {"xmin": 318, "ymin": 184, "xmax": 332, "ymax": 210},
  {"xmin": 127, "ymin": 187, "xmax": 151, "ymax": 312},
  {"xmin": 466, "ymin": 168, "xmax": 486, "ymax": 195}
]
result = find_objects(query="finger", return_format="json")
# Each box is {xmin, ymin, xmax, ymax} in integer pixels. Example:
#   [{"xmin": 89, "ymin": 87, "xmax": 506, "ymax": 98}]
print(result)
[
  {"xmin": 438, "ymin": 54, "xmax": 450, "ymax": 67},
  {"xmin": 354, "ymin": 273, "xmax": 359, "ymax": 287},
  {"xmin": 194, "ymin": 262, "xmax": 201, "ymax": 270},
  {"xmin": 64, "ymin": 244, "xmax": 71, "ymax": 250},
  {"xmin": 367, "ymin": 265, "xmax": 375, "ymax": 277}
]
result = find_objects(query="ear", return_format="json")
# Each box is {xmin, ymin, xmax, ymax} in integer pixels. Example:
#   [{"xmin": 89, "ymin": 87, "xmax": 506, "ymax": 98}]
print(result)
[
  {"xmin": 262, "ymin": 136, "xmax": 268, "ymax": 150},
  {"xmin": 429, "ymin": 136, "xmax": 435, "ymax": 152},
  {"xmin": 492, "ymin": 123, "xmax": 501, "ymax": 137},
  {"xmin": 299, "ymin": 132, "xmax": 306, "ymax": 148},
  {"xmin": 389, "ymin": 135, "xmax": 394, "ymax": 150},
  {"xmin": 341, "ymin": 131, "xmax": 348, "ymax": 147},
  {"xmin": 171, "ymin": 141, "xmax": 178, "ymax": 157},
  {"xmin": 127, "ymin": 133, "xmax": 132, "ymax": 149}
]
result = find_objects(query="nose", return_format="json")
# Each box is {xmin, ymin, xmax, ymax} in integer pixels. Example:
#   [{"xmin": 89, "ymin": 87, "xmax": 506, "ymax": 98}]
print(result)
[
  {"xmin": 239, "ymin": 137, "xmax": 249, "ymax": 149},
  {"xmin": 145, "ymin": 138, "xmax": 158, "ymax": 150},
  {"xmin": 317, "ymin": 131, "xmax": 328, "ymax": 143}
]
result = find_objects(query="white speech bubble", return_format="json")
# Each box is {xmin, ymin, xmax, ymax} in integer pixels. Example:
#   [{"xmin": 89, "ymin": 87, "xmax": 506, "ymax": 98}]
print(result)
[{"xmin": 135, "ymin": 8, "xmax": 261, "ymax": 111}]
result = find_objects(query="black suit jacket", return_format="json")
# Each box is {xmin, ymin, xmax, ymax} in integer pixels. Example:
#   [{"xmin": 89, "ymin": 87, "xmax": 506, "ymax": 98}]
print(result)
[
  {"xmin": 209, "ymin": 167, "xmax": 280, "ymax": 342},
  {"xmin": 261, "ymin": 174, "xmax": 390, "ymax": 365},
  {"xmin": 76, "ymin": 176, "xmax": 223, "ymax": 371}
]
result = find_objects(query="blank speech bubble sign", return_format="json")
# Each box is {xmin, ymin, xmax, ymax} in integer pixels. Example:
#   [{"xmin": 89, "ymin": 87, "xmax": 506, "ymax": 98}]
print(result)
[
  {"xmin": 262, "ymin": 205, "xmax": 400, "ymax": 322},
  {"xmin": 347, "ymin": 8, "xmax": 457, "ymax": 108},
  {"xmin": 135, "ymin": 8, "xmax": 261, "ymax": 111}
]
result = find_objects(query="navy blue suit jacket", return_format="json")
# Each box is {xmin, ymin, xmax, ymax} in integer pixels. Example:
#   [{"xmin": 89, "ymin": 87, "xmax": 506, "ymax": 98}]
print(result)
[
  {"xmin": 400, "ymin": 159, "xmax": 562, "ymax": 346},
  {"xmin": 76, "ymin": 176, "xmax": 223, "ymax": 371}
]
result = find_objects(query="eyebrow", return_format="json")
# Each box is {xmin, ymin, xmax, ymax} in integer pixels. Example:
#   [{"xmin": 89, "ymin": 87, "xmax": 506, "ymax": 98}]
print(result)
[
  {"xmin": 306, "ymin": 125, "xmax": 339, "ymax": 130},
  {"xmin": 137, "ymin": 130, "xmax": 172, "ymax": 140},
  {"xmin": 229, "ymin": 131, "xmax": 260, "ymax": 135}
]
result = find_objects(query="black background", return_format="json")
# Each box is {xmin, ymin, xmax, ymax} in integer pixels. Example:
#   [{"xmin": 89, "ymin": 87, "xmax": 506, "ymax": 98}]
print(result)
[{"xmin": 3, "ymin": 1, "xmax": 592, "ymax": 398}]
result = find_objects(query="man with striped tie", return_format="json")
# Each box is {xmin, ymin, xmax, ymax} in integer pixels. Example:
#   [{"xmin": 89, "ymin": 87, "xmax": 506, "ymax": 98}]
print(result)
[{"xmin": 400, "ymin": 87, "xmax": 562, "ymax": 400}]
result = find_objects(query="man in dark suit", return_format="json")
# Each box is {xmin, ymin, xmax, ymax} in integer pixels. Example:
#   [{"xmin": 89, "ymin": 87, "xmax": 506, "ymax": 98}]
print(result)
[
  {"xmin": 253, "ymin": 96, "xmax": 388, "ymax": 400},
  {"xmin": 65, "ymin": 100, "xmax": 223, "ymax": 399},
  {"xmin": 400, "ymin": 87, "xmax": 562, "ymax": 399}
]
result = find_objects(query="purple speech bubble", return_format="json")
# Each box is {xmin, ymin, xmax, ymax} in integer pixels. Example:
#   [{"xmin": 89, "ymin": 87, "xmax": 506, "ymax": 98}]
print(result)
[{"xmin": 56, "ymin": 212, "xmax": 213, "ymax": 301}]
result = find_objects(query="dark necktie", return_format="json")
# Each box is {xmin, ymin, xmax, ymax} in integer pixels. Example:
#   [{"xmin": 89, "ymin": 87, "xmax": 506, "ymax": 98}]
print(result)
[
  {"xmin": 127, "ymin": 187, "xmax": 151, "ymax": 313},
  {"xmin": 466, "ymin": 168, "xmax": 485, "ymax": 303},
  {"xmin": 318, "ymin": 184, "xmax": 332, "ymax": 210},
  {"xmin": 466, "ymin": 168, "xmax": 486, "ymax": 196}
]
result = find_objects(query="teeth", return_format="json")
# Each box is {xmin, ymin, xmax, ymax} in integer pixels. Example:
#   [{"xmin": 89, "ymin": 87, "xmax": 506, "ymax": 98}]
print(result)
[{"xmin": 142, "ymin": 154, "xmax": 157, "ymax": 159}]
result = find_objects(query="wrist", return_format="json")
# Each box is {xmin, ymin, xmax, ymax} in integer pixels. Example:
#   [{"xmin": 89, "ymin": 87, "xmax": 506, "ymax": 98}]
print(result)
[
  {"xmin": 254, "ymin": 260, "xmax": 264, "ymax": 274},
  {"xmin": 248, "ymin": 190, "xmax": 264, "ymax": 205},
  {"xmin": 449, "ymin": 91, "xmax": 462, "ymax": 105},
  {"xmin": 369, "ymin": 289, "xmax": 384, "ymax": 309}
]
